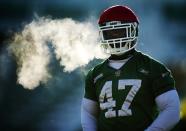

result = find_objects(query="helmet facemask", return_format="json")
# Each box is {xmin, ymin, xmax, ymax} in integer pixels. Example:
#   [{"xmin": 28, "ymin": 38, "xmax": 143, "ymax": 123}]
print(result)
[{"xmin": 99, "ymin": 21, "xmax": 138, "ymax": 55}]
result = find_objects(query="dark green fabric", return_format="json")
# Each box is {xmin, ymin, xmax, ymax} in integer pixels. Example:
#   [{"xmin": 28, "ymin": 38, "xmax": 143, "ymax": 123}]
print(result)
[{"xmin": 84, "ymin": 50, "xmax": 175, "ymax": 131}]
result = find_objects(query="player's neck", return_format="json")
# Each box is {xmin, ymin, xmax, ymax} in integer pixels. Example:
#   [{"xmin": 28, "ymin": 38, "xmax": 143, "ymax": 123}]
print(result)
[{"xmin": 109, "ymin": 49, "xmax": 136, "ymax": 60}]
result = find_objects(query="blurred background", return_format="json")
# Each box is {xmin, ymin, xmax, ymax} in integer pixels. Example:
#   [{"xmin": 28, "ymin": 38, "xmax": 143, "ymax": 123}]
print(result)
[{"xmin": 0, "ymin": 0, "xmax": 186, "ymax": 131}]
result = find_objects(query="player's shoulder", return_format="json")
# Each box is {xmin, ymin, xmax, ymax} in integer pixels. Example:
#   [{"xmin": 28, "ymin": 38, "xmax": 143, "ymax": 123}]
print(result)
[
  {"xmin": 86, "ymin": 59, "xmax": 107, "ymax": 78},
  {"xmin": 135, "ymin": 51, "xmax": 172, "ymax": 75},
  {"xmin": 136, "ymin": 51, "xmax": 166, "ymax": 67}
]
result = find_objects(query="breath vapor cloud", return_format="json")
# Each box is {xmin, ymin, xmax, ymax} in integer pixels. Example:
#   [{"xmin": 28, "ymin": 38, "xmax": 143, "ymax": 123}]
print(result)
[{"xmin": 9, "ymin": 17, "xmax": 106, "ymax": 89}]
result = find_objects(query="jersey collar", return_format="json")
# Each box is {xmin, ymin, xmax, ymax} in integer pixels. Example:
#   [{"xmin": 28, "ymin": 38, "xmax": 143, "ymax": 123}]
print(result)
[{"xmin": 108, "ymin": 49, "xmax": 136, "ymax": 60}]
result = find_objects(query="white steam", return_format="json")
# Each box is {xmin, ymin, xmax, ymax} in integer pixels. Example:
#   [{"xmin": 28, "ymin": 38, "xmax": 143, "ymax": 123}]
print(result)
[{"xmin": 9, "ymin": 17, "xmax": 106, "ymax": 89}]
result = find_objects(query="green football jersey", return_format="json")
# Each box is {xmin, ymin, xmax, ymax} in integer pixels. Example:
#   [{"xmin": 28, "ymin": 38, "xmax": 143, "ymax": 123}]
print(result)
[{"xmin": 84, "ymin": 50, "xmax": 175, "ymax": 131}]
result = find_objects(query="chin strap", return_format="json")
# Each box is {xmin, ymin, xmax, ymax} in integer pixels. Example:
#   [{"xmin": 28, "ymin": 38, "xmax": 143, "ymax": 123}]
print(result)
[{"xmin": 109, "ymin": 49, "xmax": 136, "ymax": 60}]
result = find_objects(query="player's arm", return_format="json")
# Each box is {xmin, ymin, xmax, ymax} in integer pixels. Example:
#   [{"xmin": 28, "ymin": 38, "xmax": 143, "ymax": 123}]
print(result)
[
  {"xmin": 81, "ymin": 98, "xmax": 98, "ymax": 131},
  {"xmin": 145, "ymin": 89, "xmax": 180, "ymax": 131},
  {"xmin": 81, "ymin": 69, "xmax": 99, "ymax": 131},
  {"xmin": 146, "ymin": 61, "xmax": 180, "ymax": 131}
]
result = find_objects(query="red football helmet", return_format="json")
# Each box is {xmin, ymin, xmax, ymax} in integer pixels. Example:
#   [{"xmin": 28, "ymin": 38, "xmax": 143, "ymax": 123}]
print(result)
[{"xmin": 98, "ymin": 5, "xmax": 139, "ymax": 55}]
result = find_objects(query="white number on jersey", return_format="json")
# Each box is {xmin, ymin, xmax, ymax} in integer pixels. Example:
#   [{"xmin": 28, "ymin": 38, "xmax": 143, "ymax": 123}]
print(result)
[{"xmin": 99, "ymin": 79, "xmax": 142, "ymax": 118}]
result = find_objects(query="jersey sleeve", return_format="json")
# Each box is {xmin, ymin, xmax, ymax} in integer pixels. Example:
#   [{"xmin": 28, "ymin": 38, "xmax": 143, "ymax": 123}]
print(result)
[
  {"xmin": 84, "ymin": 69, "xmax": 97, "ymax": 102},
  {"xmin": 151, "ymin": 60, "xmax": 175, "ymax": 97}
]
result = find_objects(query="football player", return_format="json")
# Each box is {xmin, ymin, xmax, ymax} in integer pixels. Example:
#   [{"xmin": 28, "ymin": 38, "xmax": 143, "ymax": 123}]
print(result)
[{"xmin": 81, "ymin": 5, "xmax": 180, "ymax": 131}]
